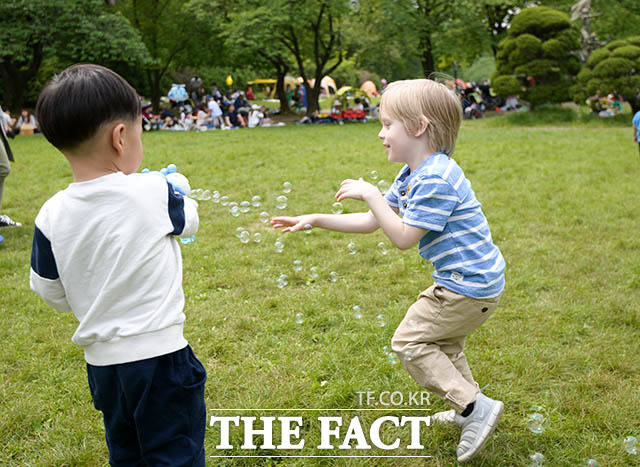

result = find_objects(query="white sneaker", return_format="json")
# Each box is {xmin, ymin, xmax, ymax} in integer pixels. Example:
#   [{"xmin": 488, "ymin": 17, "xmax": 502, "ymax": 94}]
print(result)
[{"xmin": 455, "ymin": 393, "xmax": 504, "ymax": 463}]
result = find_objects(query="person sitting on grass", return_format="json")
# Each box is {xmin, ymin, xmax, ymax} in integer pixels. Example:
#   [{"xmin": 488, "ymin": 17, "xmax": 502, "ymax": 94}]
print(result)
[
  {"xmin": 224, "ymin": 104, "xmax": 245, "ymax": 128},
  {"xmin": 31, "ymin": 63, "xmax": 206, "ymax": 465},
  {"xmin": 272, "ymin": 78, "xmax": 506, "ymax": 464}
]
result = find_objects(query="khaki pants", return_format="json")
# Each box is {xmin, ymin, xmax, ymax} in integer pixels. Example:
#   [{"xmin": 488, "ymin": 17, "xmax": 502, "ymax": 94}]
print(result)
[{"xmin": 391, "ymin": 284, "xmax": 500, "ymax": 413}]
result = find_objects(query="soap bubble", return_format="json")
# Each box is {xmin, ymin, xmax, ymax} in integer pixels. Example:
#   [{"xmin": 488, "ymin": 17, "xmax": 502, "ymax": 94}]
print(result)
[
  {"xmin": 180, "ymin": 235, "xmax": 195, "ymax": 244},
  {"xmin": 240, "ymin": 201, "xmax": 250, "ymax": 213},
  {"xmin": 376, "ymin": 313, "xmax": 387, "ymax": 327},
  {"xmin": 239, "ymin": 230, "xmax": 250, "ymax": 244},
  {"xmin": 201, "ymin": 189, "xmax": 212, "ymax": 201},
  {"xmin": 212, "ymin": 191, "xmax": 220, "ymax": 203},
  {"xmin": 377, "ymin": 179, "xmax": 390, "ymax": 194},
  {"xmin": 276, "ymin": 195, "xmax": 288, "ymax": 210},
  {"xmin": 295, "ymin": 312, "xmax": 304, "ymax": 324},
  {"xmin": 623, "ymin": 436, "xmax": 638, "ymax": 455},
  {"xmin": 274, "ymin": 238, "xmax": 285, "ymax": 253},
  {"xmin": 332, "ymin": 202, "xmax": 344, "ymax": 214},
  {"xmin": 329, "ymin": 271, "xmax": 338, "ymax": 282},
  {"xmin": 528, "ymin": 413, "xmax": 545, "ymax": 434},
  {"xmin": 370, "ymin": 170, "xmax": 379, "ymax": 181},
  {"xmin": 377, "ymin": 241, "xmax": 389, "ymax": 255},
  {"xmin": 276, "ymin": 273, "xmax": 288, "ymax": 288},
  {"xmin": 282, "ymin": 181, "xmax": 292, "ymax": 193},
  {"xmin": 383, "ymin": 345, "xmax": 391, "ymax": 355},
  {"xmin": 303, "ymin": 224, "xmax": 312, "ymax": 234},
  {"xmin": 230, "ymin": 205, "xmax": 240, "ymax": 217},
  {"xmin": 253, "ymin": 233, "xmax": 262, "ymax": 243},
  {"xmin": 402, "ymin": 349, "xmax": 416, "ymax": 362},
  {"xmin": 190, "ymin": 188, "xmax": 203, "ymax": 200},
  {"xmin": 259, "ymin": 211, "xmax": 270, "ymax": 223},
  {"xmin": 529, "ymin": 452, "xmax": 544, "ymax": 466},
  {"xmin": 220, "ymin": 195, "xmax": 229, "ymax": 206},
  {"xmin": 309, "ymin": 266, "xmax": 319, "ymax": 279},
  {"xmin": 347, "ymin": 241, "xmax": 358, "ymax": 255},
  {"xmin": 235, "ymin": 227, "xmax": 246, "ymax": 238},
  {"xmin": 251, "ymin": 195, "xmax": 261, "ymax": 207},
  {"xmin": 293, "ymin": 259, "xmax": 303, "ymax": 272},
  {"xmin": 387, "ymin": 353, "xmax": 399, "ymax": 365},
  {"xmin": 584, "ymin": 460, "xmax": 599, "ymax": 466},
  {"xmin": 352, "ymin": 305, "xmax": 362, "ymax": 319}
]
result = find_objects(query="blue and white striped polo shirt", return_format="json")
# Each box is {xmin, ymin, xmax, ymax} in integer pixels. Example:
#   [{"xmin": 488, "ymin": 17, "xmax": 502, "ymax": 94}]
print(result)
[{"xmin": 385, "ymin": 153, "xmax": 505, "ymax": 298}]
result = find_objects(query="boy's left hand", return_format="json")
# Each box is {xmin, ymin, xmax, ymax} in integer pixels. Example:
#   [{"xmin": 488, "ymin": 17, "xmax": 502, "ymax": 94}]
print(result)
[{"xmin": 336, "ymin": 178, "xmax": 380, "ymax": 202}]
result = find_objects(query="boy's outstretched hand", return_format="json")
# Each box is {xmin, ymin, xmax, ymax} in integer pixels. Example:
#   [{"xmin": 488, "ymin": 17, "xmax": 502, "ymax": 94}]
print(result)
[
  {"xmin": 271, "ymin": 215, "xmax": 316, "ymax": 233},
  {"xmin": 336, "ymin": 178, "xmax": 381, "ymax": 202}
]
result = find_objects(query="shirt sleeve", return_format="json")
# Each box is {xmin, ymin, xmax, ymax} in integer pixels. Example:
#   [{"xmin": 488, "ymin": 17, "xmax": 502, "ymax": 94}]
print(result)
[
  {"xmin": 402, "ymin": 176, "xmax": 459, "ymax": 232},
  {"xmin": 29, "ymin": 211, "xmax": 72, "ymax": 313},
  {"xmin": 166, "ymin": 181, "xmax": 199, "ymax": 238}
]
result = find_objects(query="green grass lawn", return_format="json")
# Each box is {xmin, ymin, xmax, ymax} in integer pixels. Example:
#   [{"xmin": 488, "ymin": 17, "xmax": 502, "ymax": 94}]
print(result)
[{"xmin": 1, "ymin": 120, "xmax": 639, "ymax": 466}]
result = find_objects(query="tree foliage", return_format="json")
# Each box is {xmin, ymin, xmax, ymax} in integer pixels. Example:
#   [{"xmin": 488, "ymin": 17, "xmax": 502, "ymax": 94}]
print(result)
[
  {"xmin": 492, "ymin": 6, "xmax": 580, "ymax": 108},
  {"xmin": 0, "ymin": 0, "xmax": 148, "ymax": 113},
  {"xmin": 573, "ymin": 36, "xmax": 640, "ymax": 113}
]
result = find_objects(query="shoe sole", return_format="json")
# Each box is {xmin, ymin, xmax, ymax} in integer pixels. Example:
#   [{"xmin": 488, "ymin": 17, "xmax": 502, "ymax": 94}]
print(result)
[{"xmin": 457, "ymin": 400, "xmax": 504, "ymax": 463}]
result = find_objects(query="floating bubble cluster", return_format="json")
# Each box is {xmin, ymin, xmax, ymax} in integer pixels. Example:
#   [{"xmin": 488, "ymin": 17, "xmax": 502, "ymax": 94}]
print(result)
[
  {"xmin": 347, "ymin": 241, "xmax": 358, "ymax": 255},
  {"xmin": 276, "ymin": 274, "xmax": 288, "ymax": 289},
  {"xmin": 276, "ymin": 195, "xmax": 288, "ymax": 210},
  {"xmin": 377, "ymin": 241, "xmax": 389, "ymax": 255},
  {"xmin": 624, "ymin": 436, "xmax": 638, "ymax": 455},
  {"xmin": 529, "ymin": 452, "xmax": 544, "ymax": 466},
  {"xmin": 528, "ymin": 413, "xmax": 545, "ymax": 434}
]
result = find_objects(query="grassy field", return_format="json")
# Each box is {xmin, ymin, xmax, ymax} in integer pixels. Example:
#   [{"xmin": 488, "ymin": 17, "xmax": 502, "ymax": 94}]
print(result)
[{"xmin": 1, "ymin": 118, "xmax": 639, "ymax": 466}]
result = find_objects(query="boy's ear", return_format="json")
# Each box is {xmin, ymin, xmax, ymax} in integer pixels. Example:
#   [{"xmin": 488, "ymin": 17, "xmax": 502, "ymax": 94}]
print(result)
[
  {"xmin": 414, "ymin": 115, "xmax": 429, "ymax": 137},
  {"xmin": 110, "ymin": 123, "xmax": 127, "ymax": 156}
]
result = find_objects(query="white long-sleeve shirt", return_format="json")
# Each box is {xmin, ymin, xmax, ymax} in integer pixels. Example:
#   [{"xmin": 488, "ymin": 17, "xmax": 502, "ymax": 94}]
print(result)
[{"xmin": 30, "ymin": 172, "xmax": 199, "ymax": 366}]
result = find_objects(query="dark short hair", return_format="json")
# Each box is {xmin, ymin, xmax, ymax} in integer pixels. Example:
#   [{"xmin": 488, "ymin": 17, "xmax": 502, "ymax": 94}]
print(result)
[{"xmin": 36, "ymin": 64, "xmax": 141, "ymax": 150}]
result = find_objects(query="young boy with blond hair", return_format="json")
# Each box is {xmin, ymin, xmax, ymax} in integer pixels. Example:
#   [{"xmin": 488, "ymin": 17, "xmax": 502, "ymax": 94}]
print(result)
[
  {"xmin": 272, "ymin": 78, "xmax": 506, "ymax": 463},
  {"xmin": 30, "ymin": 64, "xmax": 206, "ymax": 465}
]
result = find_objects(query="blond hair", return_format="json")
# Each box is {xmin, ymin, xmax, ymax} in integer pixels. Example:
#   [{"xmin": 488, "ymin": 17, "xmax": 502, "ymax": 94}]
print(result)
[{"xmin": 380, "ymin": 79, "xmax": 462, "ymax": 156}]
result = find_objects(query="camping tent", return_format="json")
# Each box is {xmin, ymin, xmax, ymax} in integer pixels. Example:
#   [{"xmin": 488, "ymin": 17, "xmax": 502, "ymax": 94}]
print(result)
[
  {"xmin": 308, "ymin": 76, "xmax": 337, "ymax": 97},
  {"xmin": 360, "ymin": 80, "xmax": 378, "ymax": 97}
]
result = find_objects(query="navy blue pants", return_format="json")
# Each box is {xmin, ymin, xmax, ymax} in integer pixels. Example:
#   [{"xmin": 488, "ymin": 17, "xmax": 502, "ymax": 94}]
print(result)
[{"xmin": 87, "ymin": 345, "xmax": 207, "ymax": 466}]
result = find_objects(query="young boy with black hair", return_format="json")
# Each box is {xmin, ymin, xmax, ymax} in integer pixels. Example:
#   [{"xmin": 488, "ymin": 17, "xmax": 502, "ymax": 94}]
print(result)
[{"xmin": 31, "ymin": 64, "xmax": 206, "ymax": 465}]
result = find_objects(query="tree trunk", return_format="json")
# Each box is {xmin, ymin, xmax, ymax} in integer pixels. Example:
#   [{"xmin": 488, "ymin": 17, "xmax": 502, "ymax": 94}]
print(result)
[
  {"xmin": 148, "ymin": 69, "xmax": 162, "ymax": 113},
  {"xmin": 1, "ymin": 43, "xmax": 44, "ymax": 114},
  {"xmin": 305, "ymin": 82, "xmax": 321, "ymax": 116},
  {"xmin": 1, "ymin": 66, "xmax": 28, "ymax": 115},
  {"xmin": 419, "ymin": 33, "xmax": 435, "ymax": 78},
  {"xmin": 275, "ymin": 68, "xmax": 292, "ymax": 115}
]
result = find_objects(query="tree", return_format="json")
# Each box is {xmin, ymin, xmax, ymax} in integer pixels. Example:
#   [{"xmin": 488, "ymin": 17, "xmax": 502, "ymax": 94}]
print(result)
[
  {"xmin": 277, "ymin": 0, "xmax": 350, "ymax": 115},
  {"xmin": 572, "ymin": 36, "xmax": 640, "ymax": 113},
  {"xmin": 491, "ymin": 6, "xmax": 581, "ymax": 108},
  {"xmin": 116, "ymin": 0, "xmax": 196, "ymax": 112},
  {"xmin": 222, "ymin": 5, "xmax": 294, "ymax": 114},
  {"xmin": 0, "ymin": 0, "xmax": 148, "ymax": 113}
]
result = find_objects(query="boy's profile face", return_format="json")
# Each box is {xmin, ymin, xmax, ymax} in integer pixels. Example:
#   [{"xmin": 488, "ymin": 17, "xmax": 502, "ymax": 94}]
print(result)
[{"xmin": 378, "ymin": 109, "xmax": 415, "ymax": 164}]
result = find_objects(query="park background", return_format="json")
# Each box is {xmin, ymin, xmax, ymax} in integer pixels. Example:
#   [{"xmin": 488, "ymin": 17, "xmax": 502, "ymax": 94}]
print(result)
[{"xmin": 2, "ymin": 0, "xmax": 640, "ymax": 465}]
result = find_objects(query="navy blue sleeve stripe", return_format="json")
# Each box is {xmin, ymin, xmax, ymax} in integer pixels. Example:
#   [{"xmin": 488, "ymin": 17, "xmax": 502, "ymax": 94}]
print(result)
[
  {"xmin": 31, "ymin": 226, "xmax": 59, "ymax": 280},
  {"xmin": 167, "ymin": 181, "xmax": 185, "ymax": 235}
]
